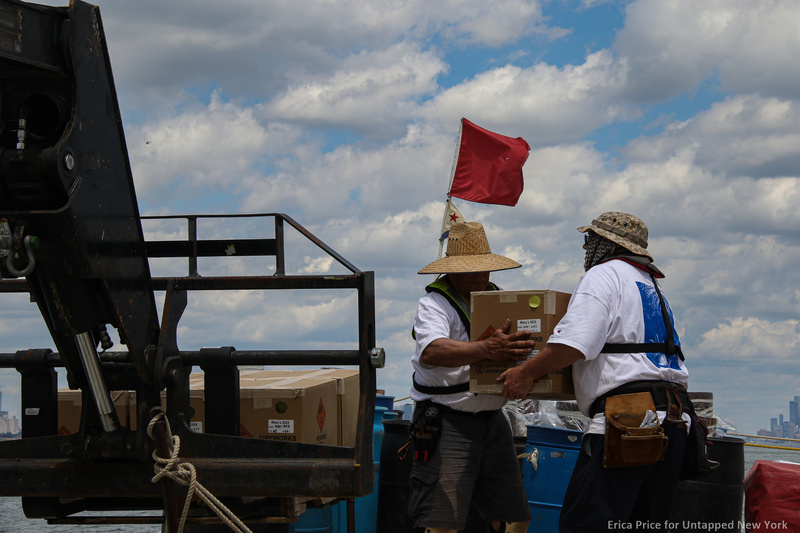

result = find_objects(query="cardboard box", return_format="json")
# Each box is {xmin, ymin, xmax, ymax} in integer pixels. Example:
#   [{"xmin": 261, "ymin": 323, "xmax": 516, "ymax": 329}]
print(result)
[
  {"xmin": 208, "ymin": 369, "xmax": 360, "ymax": 446},
  {"xmin": 469, "ymin": 290, "xmax": 575, "ymax": 400},
  {"xmin": 57, "ymin": 389, "xmax": 134, "ymax": 435},
  {"xmin": 57, "ymin": 368, "xmax": 356, "ymax": 445},
  {"xmin": 237, "ymin": 376, "xmax": 339, "ymax": 444},
  {"xmin": 185, "ymin": 372, "xmax": 340, "ymax": 444},
  {"xmin": 245, "ymin": 369, "xmax": 360, "ymax": 446},
  {"xmin": 305, "ymin": 369, "xmax": 359, "ymax": 447}
]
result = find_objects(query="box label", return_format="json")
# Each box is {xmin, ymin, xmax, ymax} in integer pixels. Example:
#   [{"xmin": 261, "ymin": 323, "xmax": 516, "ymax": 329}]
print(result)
[
  {"xmin": 517, "ymin": 318, "xmax": 541, "ymax": 333},
  {"xmin": 268, "ymin": 419, "xmax": 294, "ymax": 434}
]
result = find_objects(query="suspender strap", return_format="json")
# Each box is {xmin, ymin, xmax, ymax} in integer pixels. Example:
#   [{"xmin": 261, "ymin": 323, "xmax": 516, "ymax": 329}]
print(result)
[
  {"xmin": 602, "ymin": 343, "xmax": 669, "ymax": 353},
  {"xmin": 602, "ymin": 273, "xmax": 684, "ymax": 361},
  {"xmin": 424, "ymin": 278, "xmax": 500, "ymax": 335},
  {"xmin": 651, "ymin": 273, "xmax": 684, "ymax": 360},
  {"xmin": 412, "ymin": 372, "xmax": 470, "ymax": 394}
]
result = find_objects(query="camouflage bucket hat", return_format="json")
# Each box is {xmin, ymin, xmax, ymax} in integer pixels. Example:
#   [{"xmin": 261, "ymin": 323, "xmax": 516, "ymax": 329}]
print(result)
[
  {"xmin": 577, "ymin": 211, "xmax": 653, "ymax": 261},
  {"xmin": 419, "ymin": 222, "xmax": 521, "ymax": 274}
]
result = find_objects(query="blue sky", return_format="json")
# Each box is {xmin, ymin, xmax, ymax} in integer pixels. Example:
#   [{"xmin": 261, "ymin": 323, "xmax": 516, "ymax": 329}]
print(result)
[{"xmin": 2, "ymin": 0, "xmax": 800, "ymax": 436}]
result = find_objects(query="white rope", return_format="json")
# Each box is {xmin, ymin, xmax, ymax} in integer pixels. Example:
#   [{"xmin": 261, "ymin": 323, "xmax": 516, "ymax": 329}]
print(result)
[{"xmin": 147, "ymin": 412, "xmax": 254, "ymax": 533}]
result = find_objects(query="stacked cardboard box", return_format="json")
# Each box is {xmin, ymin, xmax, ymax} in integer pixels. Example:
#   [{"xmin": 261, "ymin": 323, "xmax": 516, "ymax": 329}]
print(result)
[
  {"xmin": 235, "ymin": 369, "xmax": 360, "ymax": 446},
  {"xmin": 57, "ymin": 389, "xmax": 135, "ymax": 435},
  {"xmin": 187, "ymin": 368, "xmax": 360, "ymax": 446},
  {"xmin": 469, "ymin": 289, "xmax": 575, "ymax": 400},
  {"xmin": 57, "ymin": 368, "xmax": 361, "ymax": 446},
  {"xmin": 238, "ymin": 376, "xmax": 339, "ymax": 444}
]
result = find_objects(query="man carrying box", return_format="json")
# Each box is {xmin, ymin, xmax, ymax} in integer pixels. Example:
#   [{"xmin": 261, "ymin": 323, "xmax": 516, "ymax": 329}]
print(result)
[
  {"xmin": 408, "ymin": 221, "xmax": 534, "ymax": 533},
  {"xmin": 498, "ymin": 211, "xmax": 691, "ymax": 532}
]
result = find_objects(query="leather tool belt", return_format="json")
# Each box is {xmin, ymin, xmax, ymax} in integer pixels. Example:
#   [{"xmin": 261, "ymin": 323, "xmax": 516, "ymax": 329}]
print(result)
[
  {"xmin": 590, "ymin": 379, "xmax": 690, "ymax": 423},
  {"xmin": 603, "ymin": 391, "xmax": 669, "ymax": 468}
]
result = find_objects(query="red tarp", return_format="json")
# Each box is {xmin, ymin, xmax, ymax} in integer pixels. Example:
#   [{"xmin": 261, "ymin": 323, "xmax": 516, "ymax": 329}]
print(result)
[{"xmin": 743, "ymin": 460, "xmax": 800, "ymax": 532}]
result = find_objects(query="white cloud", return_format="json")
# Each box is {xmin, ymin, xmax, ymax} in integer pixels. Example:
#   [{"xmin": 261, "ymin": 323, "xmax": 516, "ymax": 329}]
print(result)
[
  {"xmin": 96, "ymin": 0, "xmax": 551, "ymax": 112},
  {"xmin": 237, "ymin": 123, "xmax": 456, "ymax": 224},
  {"xmin": 625, "ymin": 95, "xmax": 800, "ymax": 179},
  {"xmin": 266, "ymin": 43, "xmax": 446, "ymax": 137},
  {"xmin": 427, "ymin": 51, "xmax": 637, "ymax": 144},
  {"xmin": 614, "ymin": 0, "xmax": 800, "ymax": 100},
  {"xmin": 128, "ymin": 91, "xmax": 282, "ymax": 208},
  {"xmin": 172, "ymin": 290, "xmax": 361, "ymax": 351},
  {"xmin": 436, "ymin": 0, "xmax": 546, "ymax": 46},
  {"xmin": 698, "ymin": 317, "xmax": 800, "ymax": 361}
]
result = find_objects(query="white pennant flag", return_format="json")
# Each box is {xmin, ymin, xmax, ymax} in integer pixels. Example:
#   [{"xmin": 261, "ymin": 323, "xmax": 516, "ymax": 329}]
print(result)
[{"xmin": 440, "ymin": 199, "xmax": 465, "ymax": 241}]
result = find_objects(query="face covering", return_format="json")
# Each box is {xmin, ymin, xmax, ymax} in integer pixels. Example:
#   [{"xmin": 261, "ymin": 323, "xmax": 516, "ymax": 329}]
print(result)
[{"xmin": 584, "ymin": 232, "xmax": 616, "ymax": 271}]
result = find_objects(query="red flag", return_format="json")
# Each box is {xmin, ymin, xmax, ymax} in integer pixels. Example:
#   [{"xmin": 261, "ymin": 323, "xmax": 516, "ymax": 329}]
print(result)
[{"xmin": 449, "ymin": 118, "xmax": 530, "ymax": 206}]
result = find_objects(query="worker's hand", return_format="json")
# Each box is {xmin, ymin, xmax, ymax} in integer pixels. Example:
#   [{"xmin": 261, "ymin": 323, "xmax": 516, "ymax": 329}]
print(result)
[
  {"xmin": 497, "ymin": 364, "xmax": 534, "ymax": 400},
  {"xmin": 480, "ymin": 319, "xmax": 535, "ymax": 363},
  {"xmin": 497, "ymin": 343, "xmax": 582, "ymax": 400}
]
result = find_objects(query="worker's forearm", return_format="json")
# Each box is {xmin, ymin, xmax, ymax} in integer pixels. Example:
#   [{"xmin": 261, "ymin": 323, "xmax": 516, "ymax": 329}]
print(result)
[
  {"xmin": 421, "ymin": 337, "xmax": 486, "ymax": 367},
  {"xmin": 421, "ymin": 321, "xmax": 537, "ymax": 368},
  {"xmin": 520, "ymin": 343, "xmax": 584, "ymax": 382}
]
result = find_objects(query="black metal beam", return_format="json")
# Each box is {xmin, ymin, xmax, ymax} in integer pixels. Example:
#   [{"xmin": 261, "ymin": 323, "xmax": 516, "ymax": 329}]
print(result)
[
  {"xmin": 0, "ymin": 349, "xmax": 364, "ymax": 369},
  {"xmin": 145, "ymin": 238, "xmax": 277, "ymax": 258}
]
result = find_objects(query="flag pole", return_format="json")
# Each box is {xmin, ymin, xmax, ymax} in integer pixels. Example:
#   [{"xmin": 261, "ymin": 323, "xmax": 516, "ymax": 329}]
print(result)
[{"xmin": 438, "ymin": 118, "xmax": 464, "ymax": 259}]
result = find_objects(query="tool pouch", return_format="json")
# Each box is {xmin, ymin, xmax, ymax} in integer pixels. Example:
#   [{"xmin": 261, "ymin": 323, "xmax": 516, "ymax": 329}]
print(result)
[
  {"xmin": 410, "ymin": 403, "xmax": 443, "ymax": 463},
  {"xmin": 603, "ymin": 392, "xmax": 668, "ymax": 468}
]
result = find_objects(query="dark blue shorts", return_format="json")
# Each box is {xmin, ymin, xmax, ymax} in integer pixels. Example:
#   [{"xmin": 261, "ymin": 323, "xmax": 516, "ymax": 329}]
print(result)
[{"xmin": 559, "ymin": 421, "xmax": 688, "ymax": 532}]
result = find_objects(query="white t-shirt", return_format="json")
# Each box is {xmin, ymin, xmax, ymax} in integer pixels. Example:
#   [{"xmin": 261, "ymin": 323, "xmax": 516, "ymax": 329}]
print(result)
[
  {"xmin": 410, "ymin": 290, "xmax": 508, "ymax": 413},
  {"xmin": 548, "ymin": 259, "xmax": 690, "ymax": 433}
]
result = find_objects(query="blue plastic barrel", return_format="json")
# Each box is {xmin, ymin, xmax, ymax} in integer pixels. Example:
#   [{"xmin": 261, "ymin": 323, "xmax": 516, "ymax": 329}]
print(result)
[
  {"xmin": 376, "ymin": 419, "xmax": 413, "ymax": 533},
  {"xmin": 522, "ymin": 425, "xmax": 583, "ymax": 533},
  {"xmin": 293, "ymin": 503, "xmax": 332, "ymax": 533},
  {"xmin": 355, "ymin": 406, "xmax": 387, "ymax": 530},
  {"xmin": 376, "ymin": 395, "xmax": 395, "ymax": 413},
  {"xmin": 330, "ymin": 406, "xmax": 388, "ymax": 533}
]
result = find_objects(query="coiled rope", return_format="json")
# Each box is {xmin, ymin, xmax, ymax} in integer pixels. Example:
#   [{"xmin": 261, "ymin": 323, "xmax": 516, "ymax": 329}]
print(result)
[{"xmin": 147, "ymin": 411, "xmax": 253, "ymax": 533}]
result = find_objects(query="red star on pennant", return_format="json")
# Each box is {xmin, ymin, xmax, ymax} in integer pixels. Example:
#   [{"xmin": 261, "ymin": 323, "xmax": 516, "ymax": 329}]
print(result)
[{"xmin": 449, "ymin": 213, "xmax": 459, "ymax": 222}]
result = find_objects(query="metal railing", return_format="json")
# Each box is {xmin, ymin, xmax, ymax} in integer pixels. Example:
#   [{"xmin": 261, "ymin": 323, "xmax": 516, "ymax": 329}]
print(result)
[{"xmin": 0, "ymin": 212, "xmax": 382, "ymax": 527}]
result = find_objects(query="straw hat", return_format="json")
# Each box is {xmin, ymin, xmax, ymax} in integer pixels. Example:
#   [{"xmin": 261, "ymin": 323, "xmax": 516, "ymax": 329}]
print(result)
[
  {"xmin": 418, "ymin": 222, "xmax": 521, "ymax": 274},
  {"xmin": 577, "ymin": 211, "xmax": 653, "ymax": 261}
]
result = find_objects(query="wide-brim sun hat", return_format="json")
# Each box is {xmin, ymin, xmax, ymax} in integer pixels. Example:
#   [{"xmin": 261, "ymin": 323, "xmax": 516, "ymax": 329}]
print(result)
[
  {"xmin": 419, "ymin": 221, "xmax": 521, "ymax": 274},
  {"xmin": 577, "ymin": 211, "xmax": 653, "ymax": 261}
]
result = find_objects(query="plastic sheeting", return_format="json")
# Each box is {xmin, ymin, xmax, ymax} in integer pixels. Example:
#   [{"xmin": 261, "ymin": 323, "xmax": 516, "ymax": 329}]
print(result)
[
  {"xmin": 503, "ymin": 393, "xmax": 735, "ymax": 438},
  {"xmin": 503, "ymin": 399, "xmax": 588, "ymax": 436}
]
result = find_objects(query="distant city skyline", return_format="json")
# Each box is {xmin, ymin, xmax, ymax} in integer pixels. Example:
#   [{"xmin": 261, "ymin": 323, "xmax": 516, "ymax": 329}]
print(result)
[
  {"xmin": 758, "ymin": 395, "xmax": 800, "ymax": 439},
  {"xmin": 0, "ymin": 390, "xmax": 19, "ymax": 436}
]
